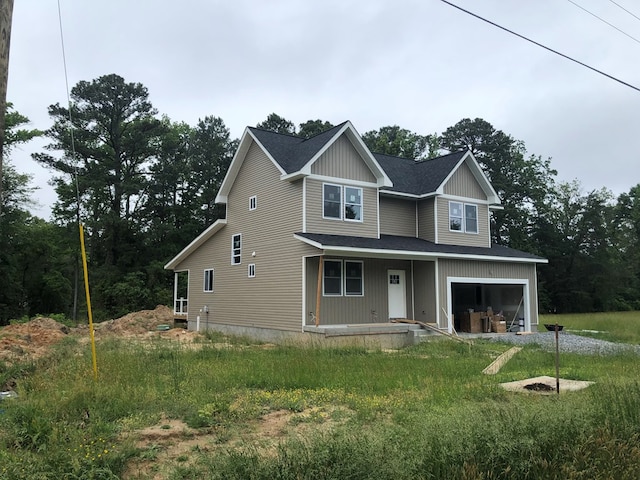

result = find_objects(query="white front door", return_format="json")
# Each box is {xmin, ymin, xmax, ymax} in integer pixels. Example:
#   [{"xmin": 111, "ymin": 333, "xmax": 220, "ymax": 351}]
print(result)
[{"xmin": 388, "ymin": 270, "xmax": 406, "ymax": 319}]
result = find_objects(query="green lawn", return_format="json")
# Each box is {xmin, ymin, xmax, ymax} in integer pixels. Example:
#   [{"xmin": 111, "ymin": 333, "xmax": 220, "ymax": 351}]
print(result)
[
  {"xmin": 539, "ymin": 311, "xmax": 640, "ymax": 344},
  {"xmin": 1, "ymin": 314, "xmax": 639, "ymax": 479}
]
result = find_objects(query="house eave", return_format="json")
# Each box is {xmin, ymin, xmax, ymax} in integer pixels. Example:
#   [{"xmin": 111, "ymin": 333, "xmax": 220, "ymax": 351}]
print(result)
[{"xmin": 293, "ymin": 234, "xmax": 548, "ymax": 264}]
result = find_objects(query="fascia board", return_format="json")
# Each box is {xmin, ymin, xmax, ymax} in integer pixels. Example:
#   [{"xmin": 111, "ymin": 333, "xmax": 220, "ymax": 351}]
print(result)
[
  {"xmin": 164, "ymin": 219, "xmax": 227, "ymax": 270},
  {"xmin": 379, "ymin": 190, "xmax": 437, "ymax": 200},
  {"xmin": 215, "ymin": 128, "xmax": 286, "ymax": 203}
]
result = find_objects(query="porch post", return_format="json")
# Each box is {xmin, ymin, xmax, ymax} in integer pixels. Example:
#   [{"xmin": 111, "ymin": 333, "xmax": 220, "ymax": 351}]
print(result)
[
  {"xmin": 315, "ymin": 255, "xmax": 323, "ymax": 327},
  {"xmin": 173, "ymin": 272, "xmax": 178, "ymax": 314}
]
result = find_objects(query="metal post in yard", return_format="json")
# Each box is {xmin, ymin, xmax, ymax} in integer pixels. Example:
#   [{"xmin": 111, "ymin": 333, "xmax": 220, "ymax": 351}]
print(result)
[{"xmin": 555, "ymin": 323, "xmax": 560, "ymax": 395}]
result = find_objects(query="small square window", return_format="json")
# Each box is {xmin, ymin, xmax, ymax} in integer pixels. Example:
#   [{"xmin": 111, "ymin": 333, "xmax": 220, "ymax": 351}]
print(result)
[
  {"xmin": 248, "ymin": 264, "xmax": 256, "ymax": 278},
  {"xmin": 249, "ymin": 195, "xmax": 257, "ymax": 211}
]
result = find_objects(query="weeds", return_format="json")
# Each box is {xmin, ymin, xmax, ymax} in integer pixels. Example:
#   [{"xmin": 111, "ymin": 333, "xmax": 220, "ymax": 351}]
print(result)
[{"xmin": 0, "ymin": 315, "xmax": 639, "ymax": 478}]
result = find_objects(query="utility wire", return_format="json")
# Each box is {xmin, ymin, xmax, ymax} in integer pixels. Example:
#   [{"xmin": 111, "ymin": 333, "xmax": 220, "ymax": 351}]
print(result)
[
  {"xmin": 439, "ymin": 0, "xmax": 640, "ymax": 94},
  {"xmin": 567, "ymin": 0, "xmax": 640, "ymax": 45},
  {"xmin": 56, "ymin": 0, "xmax": 81, "ymax": 207},
  {"xmin": 608, "ymin": 0, "xmax": 640, "ymax": 24}
]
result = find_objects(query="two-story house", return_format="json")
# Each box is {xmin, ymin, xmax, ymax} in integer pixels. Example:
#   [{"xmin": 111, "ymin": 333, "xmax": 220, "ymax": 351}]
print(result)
[{"xmin": 165, "ymin": 121, "xmax": 547, "ymax": 341}]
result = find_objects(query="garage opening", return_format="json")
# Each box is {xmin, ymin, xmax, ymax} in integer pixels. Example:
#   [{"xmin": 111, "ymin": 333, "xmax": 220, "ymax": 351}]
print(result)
[{"xmin": 451, "ymin": 282, "xmax": 526, "ymax": 333}]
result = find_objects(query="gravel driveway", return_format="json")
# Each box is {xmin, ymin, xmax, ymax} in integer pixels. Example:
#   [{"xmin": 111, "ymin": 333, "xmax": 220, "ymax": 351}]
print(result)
[{"xmin": 486, "ymin": 331, "xmax": 640, "ymax": 355}]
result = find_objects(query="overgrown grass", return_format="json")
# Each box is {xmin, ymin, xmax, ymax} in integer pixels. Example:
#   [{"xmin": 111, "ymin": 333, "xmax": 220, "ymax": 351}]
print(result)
[
  {"xmin": 0, "ymin": 314, "xmax": 639, "ymax": 478},
  {"xmin": 539, "ymin": 311, "xmax": 640, "ymax": 344}
]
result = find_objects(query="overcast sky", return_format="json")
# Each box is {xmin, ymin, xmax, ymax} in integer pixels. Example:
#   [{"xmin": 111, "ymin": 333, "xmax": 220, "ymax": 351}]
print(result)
[{"xmin": 8, "ymin": 0, "xmax": 640, "ymax": 219}]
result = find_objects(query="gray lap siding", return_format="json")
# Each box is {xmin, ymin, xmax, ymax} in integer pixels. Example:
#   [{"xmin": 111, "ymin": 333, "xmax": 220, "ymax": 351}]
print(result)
[
  {"xmin": 177, "ymin": 140, "xmax": 317, "ymax": 332},
  {"xmin": 305, "ymin": 257, "xmax": 414, "ymax": 325}
]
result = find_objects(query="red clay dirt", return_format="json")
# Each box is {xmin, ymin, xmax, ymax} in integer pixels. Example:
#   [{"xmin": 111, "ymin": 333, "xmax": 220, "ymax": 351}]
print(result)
[{"xmin": 0, "ymin": 305, "xmax": 198, "ymax": 367}]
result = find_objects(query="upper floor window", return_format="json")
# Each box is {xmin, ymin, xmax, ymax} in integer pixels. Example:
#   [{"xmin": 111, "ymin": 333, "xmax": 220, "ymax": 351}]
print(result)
[
  {"xmin": 449, "ymin": 201, "xmax": 478, "ymax": 234},
  {"xmin": 248, "ymin": 263, "xmax": 256, "ymax": 278},
  {"xmin": 323, "ymin": 183, "xmax": 363, "ymax": 222},
  {"xmin": 231, "ymin": 234, "xmax": 242, "ymax": 264},
  {"xmin": 344, "ymin": 187, "xmax": 362, "ymax": 221},
  {"xmin": 204, "ymin": 269, "xmax": 214, "ymax": 292},
  {"xmin": 249, "ymin": 195, "xmax": 257, "ymax": 211}
]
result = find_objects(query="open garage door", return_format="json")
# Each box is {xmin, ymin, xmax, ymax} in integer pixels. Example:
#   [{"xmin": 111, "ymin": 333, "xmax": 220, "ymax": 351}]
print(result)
[{"xmin": 446, "ymin": 278, "xmax": 530, "ymax": 333}]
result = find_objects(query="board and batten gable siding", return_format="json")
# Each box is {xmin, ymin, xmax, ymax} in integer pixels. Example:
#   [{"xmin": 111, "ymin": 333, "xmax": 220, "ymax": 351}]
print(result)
[
  {"xmin": 177, "ymin": 139, "xmax": 317, "ymax": 332},
  {"xmin": 436, "ymin": 197, "xmax": 490, "ymax": 247},
  {"xmin": 311, "ymin": 135, "xmax": 377, "ymax": 183},
  {"xmin": 417, "ymin": 198, "xmax": 435, "ymax": 242},
  {"xmin": 443, "ymin": 162, "xmax": 487, "ymax": 199},
  {"xmin": 305, "ymin": 178, "xmax": 379, "ymax": 237},
  {"xmin": 379, "ymin": 196, "xmax": 416, "ymax": 237},
  {"xmin": 305, "ymin": 257, "xmax": 413, "ymax": 325},
  {"xmin": 436, "ymin": 259, "xmax": 539, "ymax": 328}
]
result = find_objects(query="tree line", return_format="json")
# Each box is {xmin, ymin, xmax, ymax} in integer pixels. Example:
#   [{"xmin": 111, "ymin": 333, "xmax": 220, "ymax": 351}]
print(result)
[{"xmin": 1, "ymin": 73, "xmax": 639, "ymax": 324}]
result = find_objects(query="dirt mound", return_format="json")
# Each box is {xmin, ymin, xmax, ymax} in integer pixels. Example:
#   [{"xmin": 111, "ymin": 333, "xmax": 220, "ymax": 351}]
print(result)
[
  {"xmin": 93, "ymin": 305, "xmax": 175, "ymax": 336},
  {"xmin": 0, "ymin": 306, "xmax": 199, "ymax": 366},
  {"xmin": 0, "ymin": 317, "xmax": 70, "ymax": 365}
]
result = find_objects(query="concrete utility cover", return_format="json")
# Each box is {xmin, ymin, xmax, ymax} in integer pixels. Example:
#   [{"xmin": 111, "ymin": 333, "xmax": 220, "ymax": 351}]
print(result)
[{"xmin": 500, "ymin": 375, "xmax": 594, "ymax": 394}]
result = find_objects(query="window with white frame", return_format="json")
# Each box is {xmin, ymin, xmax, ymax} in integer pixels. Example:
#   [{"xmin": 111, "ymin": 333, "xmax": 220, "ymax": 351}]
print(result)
[
  {"xmin": 323, "ymin": 184, "xmax": 342, "ymax": 219},
  {"xmin": 344, "ymin": 187, "xmax": 362, "ymax": 221},
  {"xmin": 323, "ymin": 259, "xmax": 364, "ymax": 296},
  {"xmin": 344, "ymin": 261, "xmax": 363, "ymax": 295},
  {"xmin": 323, "ymin": 183, "xmax": 363, "ymax": 222},
  {"xmin": 248, "ymin": 263, "xmax": 256, "ymax": 278},
  {"xmin": 449, "ymin": 201, "xmax": 478, "ymax": 234},
  {"xmin": 204, "ymin": 269, "xmax": 214, "ymax": 292},
  {"xmin": 249, "ymin": 195, "xmax": 257, "ymax": 211},
  {"xmin": 465, "ymin": 204, "xmax": 478, "ymax": 233},
  {"xmin": 231, "ymin": 234, "xmax": 242, "ymax": 264},
  {"xmin": 323, "ymin": 260, "xmax": 342, "ymax": 295}
]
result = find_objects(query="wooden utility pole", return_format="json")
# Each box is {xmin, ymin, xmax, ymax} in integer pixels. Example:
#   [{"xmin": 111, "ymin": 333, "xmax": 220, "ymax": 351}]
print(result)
[{"xmin": 0, "ymin": 0, "xmax": 14, "ymax": 217}]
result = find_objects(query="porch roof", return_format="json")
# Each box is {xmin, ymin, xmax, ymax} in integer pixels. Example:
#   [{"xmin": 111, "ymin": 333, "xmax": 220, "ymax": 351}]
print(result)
[{"xmin": 294, "ymin": 232, "xmax": 548, "ymax": 264}]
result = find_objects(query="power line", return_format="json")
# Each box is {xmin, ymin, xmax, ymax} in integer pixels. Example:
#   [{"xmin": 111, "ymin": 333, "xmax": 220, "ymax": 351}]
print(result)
[
  {"xmin": 567, "ymin": 0, "xmax": 640, "ymax": 45},
  {"xmin": 608, "ymin": 0, "xmax": 640, "ymax": 24},
  {"xmin": 439, "ymin": 0, "xmax": 640, "ymax": 94}
]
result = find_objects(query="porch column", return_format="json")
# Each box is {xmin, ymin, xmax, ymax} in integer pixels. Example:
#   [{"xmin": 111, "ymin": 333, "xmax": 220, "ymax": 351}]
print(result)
[
  {"xmin": 173, "ymin": 272, "xmax": 178, "ymax": 314},
  {"xmin": 315, "ymin": 255, "xmax": 323, "ymax": 327}
]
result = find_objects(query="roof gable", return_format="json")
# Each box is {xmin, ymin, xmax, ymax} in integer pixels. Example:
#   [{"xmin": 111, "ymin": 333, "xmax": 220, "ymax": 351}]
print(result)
[{"xmin": 377, "ymin": 150, "xmax": 499, "ymax": 203}]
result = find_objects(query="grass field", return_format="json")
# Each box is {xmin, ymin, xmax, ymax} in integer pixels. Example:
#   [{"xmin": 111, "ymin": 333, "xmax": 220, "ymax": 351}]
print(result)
[
  {"xmin": 1, "ymin": 314, "xmax": 639, "ymax": 479},
  {"xmin": 539, "ymin": 311, "xmax": 640, "ymax": 344}
]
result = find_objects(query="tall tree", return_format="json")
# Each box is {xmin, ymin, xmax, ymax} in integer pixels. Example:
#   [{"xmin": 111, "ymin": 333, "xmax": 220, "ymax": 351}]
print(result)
[
  {"xmin": 362, "ymin": 125, "xmax": 432, "ymax": 160},
  {"xmin": 256, "ymin": 113, "xmax": 296, "ymax": 135},
  {"xmin": 439, "ymin": 118, "xmax": 556, "ymax": 248},
  {"xmin": 298, "ymin": 119, "xmax": 334, "ymax": 138},
  {"xmin": 34, "ymin": 74, "xmax": 165, "ymax": 268}
]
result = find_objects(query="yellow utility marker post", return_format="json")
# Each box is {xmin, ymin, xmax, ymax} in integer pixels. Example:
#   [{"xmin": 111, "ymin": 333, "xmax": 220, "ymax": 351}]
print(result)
[{"xmin": 79, "ymin": 224, "xmax": 98, "ymax": 381}]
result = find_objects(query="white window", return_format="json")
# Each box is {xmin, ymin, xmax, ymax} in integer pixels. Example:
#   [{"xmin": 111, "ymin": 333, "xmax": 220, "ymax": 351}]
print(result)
[
  {"xmin": 323, "ymin": 259, "xmax": 364, "ymax": 296},
  {"xmin": 465, "ymin": 204, "xmax": 478, "ymax": 234},
  {"xmin": 231, "ymin": 234, "xmax": 242, "ymax": 264},
  {"xmin": 323, "ymin": 183, "xmax": 363, "ymax": 222},
  {"xmin": 204, "ymin": 269, "xmax": 214, "ymax": 292},
  {"xmin": 449, "ymin": 201, "xmax": 463, "ymax": 231},
  {"xmin": 248, "ymin": 263, "xmax": 256, "ymax": 278},
  {"xmin": 323, "ymin": 260, "xmax": 342, "ymax": 295},
  {"xmin": 344, "ymin": 187, "xmax": 362, "ymax": 221},
  {"xmin": 249, "ymin": 195, "xmax": 257, "ymax": 211},
  {"xmin": 449, "ymin": 201, "xmax": 478, "ymax": 234},
  {"xmin": 323, "ymin": 184, "xmax": 342, "ymax": 219},
  {"xmin": 344, "ymin": 261, "xmax": 363, "ymax": 296}
]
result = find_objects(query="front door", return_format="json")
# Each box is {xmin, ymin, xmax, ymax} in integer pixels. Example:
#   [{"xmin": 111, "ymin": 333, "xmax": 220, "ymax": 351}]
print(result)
[{"xmin": 388, "ymin": 270, "xmax": 406, "ymax": 319}]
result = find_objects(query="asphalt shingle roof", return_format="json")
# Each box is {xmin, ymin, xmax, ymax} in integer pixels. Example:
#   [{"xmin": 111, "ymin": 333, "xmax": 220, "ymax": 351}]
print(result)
[
  {"xmin": 249, "ymin": 123, "xmax": 468, "ymax": 196},
  {"xmin": 296, "ymin": 232, "xmax": 546, "ymax": 262}
]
